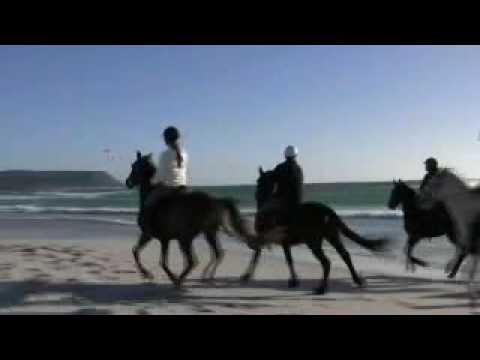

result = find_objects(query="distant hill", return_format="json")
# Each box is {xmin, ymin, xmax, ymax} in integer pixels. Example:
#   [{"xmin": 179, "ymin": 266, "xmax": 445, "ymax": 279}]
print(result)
[{"xmin": 0, "ymin": 171, "xmax": 122, "ymax": 191}]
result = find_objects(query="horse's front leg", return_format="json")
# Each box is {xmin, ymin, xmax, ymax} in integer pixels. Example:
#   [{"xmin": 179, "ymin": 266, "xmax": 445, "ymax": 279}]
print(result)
[
  {"xmin": 447, "ymin": 250, "xmax": 467, "ymax": 279},
  {"xmin": 405, "ymin": 236, "xmax": 426, "ymax": 272},
  {"xmin": 468, "ymin": 255, "xmax": 479, "ymax": 308},
  {"xmin": 240, "ymin": 248, "xmax": 262, "ymax": 283},
  {"xmin": 176, "ymin": 239, "xmax": 198, "ymax": 287},
  {"xmin": 160, "ymin": 239, "xmax": 178, "ymax": 284},
  {"xmin": 403, "ymin": 241, "xmax": 411, "ymax": 271},
  {"xmin": 133, "ymin": 233, "xmax": 154, "ymax": 280},
  {"xmin": 282, "ymin": 243, "xmax": 299, "ymax": 288},
  {"xmin": 445, "ymin": 246, "xmax": 463, "ymax": 276}
]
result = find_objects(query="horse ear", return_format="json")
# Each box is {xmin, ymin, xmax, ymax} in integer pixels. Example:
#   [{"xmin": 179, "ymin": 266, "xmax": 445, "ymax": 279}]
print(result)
[
  {"xmin": 136, "ymin": 151, "xmax": 141, "ymax": 160},
  {"xmin": 259, "ymin": 166, "xmax": 264, "ymax": 176}
]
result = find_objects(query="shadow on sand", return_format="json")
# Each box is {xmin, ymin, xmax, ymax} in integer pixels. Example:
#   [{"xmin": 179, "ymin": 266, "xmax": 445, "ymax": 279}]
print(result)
[{"xmin": 0, "ymin": 272, "xmax": 474, "ymax": 314}]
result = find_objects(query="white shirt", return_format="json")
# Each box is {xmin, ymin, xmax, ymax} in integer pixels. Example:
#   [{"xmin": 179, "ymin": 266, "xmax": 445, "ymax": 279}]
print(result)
[{"xmin": 152, "ymin": 147, "xmax": 188, "ymax": 187}]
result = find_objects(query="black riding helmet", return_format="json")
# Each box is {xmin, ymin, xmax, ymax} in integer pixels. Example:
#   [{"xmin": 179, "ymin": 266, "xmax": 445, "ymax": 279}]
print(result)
[
  {"xmin": 424, "ymin": 157, "xmax": 438, "ymax": 167},
  {"xmin": 163, "ymin": 126, "xmax": 180, "ymax": 144}
]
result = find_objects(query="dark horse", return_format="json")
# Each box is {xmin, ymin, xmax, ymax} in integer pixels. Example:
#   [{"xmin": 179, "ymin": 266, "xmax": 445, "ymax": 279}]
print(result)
[
  {"xmin": 240, "ymin": 167, "xmax": 390, "ymax": 295},
  {"xmin": 387, "ymin": 180, "xmax": 465, "ymax": 278},
  {"xmin": 125, "ymin": 151, "xmax": 255, "ymax": 287}
]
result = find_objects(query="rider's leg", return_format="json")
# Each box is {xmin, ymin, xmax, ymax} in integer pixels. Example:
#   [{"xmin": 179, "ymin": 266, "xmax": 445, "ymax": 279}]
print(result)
[
  {"xmin": 256, "ymin": 200, "xmax": 282, "ymax": 233},
  {"xmin": 142, "ymin": 187, "xmax": 170, "ymax": 237}
]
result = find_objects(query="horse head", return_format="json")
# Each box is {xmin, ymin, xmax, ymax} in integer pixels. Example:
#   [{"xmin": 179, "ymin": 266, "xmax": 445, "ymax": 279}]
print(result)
[
  {"xmin": 388, "ymin": 179, "xmax": 415, "ymax": 210},
  {"xmin": 388, "ymin": 179, "xmax": 402, "ymax": 209},
  {"xmin": 126, "ymin": 151, "xmax": 156, "ymax": 189},
  {"xmin": 255, "ymin": 165, "xmax": 275, "ymax": 210}
]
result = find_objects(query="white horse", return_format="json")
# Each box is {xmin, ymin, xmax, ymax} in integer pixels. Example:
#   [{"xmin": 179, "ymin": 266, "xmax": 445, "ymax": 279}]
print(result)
[{"xmin": 420, "ymin": 168, "xmax": 480, "ymax": 304}]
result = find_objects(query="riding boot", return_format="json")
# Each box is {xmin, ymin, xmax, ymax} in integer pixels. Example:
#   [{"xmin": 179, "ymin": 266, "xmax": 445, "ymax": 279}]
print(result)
[
  {"xmin": 139, "ymin": 208, "xmax": 154, "ymax": 238},
  {"xmin": 141, "ymin": 186, "xmax": 171, "ymax": 238},
  {"xmin": 141, "ymin": 199, "xmax": 160, "ymax": 238}
]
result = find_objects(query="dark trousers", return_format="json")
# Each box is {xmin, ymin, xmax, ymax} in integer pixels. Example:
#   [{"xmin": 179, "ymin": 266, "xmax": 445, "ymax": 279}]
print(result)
[{"xmin": 256, "ymin": 198, "xmax": 296, "ymax": 233}]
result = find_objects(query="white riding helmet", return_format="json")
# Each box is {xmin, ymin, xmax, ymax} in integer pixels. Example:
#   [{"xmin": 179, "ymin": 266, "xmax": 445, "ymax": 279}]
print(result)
[{"xmin": 284, "ymin": 145, "xmax": 298, "ymax": 158}]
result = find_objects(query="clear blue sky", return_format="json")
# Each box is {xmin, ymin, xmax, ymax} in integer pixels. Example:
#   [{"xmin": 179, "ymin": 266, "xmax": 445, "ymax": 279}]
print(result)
[{"xmin": 1, "ymin": 45, "xmax": 479, "ymax": 185}]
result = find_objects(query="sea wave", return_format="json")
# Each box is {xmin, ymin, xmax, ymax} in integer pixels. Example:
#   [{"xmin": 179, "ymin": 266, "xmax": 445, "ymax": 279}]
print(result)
[
  {"xmin": 336, "ymin": 208, "xmax": 402, "ymax": 219},
  {"xmin": 0, "ymin": 190, "xmax": 130, "ymax": 201},
  {"xmin": 0, "ymin": 204, "xmax": 402, "ymax": 219},
  {"xmin": 238, "ymin": 207, "xmax": 402, "ymax": 219},
  {"xmin": 0, "ymin": 205, "xmax": 137, "ymax": 215},
  {"xmin": 54, "ymin": 215, "xmax": 137, "ymax": 226},
  {"xmin": 35, "ymin": 190, "xmax": 130, "ymax": 199}
]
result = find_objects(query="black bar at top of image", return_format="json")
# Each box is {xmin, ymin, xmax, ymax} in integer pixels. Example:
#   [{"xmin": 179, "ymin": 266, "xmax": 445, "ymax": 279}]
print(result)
[{"xmin": 1, "ymin": 19, "xmax": 480, "ymax": 45}]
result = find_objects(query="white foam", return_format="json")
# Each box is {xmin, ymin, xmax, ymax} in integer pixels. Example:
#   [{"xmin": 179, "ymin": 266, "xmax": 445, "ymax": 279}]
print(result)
[
  {"xmin": 241, "ymin": 206, "xmax": 402, "ymax": 219},
  {"xmin": 336, "ymin": 208, "xmax": 402, "ymax": 219},
  {"xmin": 0, "ymin": 201, "xmax": 403, "ymax": 221},
  {"xmin": 53, "ymin": 215, "xmax": 137, "ymax": 226},
  {"xmin": 0, "ymin": 190, "xmax": 129, "ymax": 201},
  {"xmin": 0, "ymin": 205, "xmax": 137, "ymax": 215},
  {"xmin": 33, "ymin": 190, "xmax": 129, "ymax": 199}
]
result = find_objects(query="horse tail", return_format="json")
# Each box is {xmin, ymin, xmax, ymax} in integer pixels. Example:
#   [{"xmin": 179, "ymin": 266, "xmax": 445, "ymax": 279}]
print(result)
[
  {"xmin": 329, "ymin": 210, "xmax": 390, "ymax": 252},
  {"xmin": 219, "ymin": 198, "xmax": 257, "ymax": 247}
]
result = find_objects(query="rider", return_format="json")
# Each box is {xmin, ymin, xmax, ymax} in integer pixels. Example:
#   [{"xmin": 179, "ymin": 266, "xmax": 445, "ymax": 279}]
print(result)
[
  {"xmin": 420, "ymin": 157, "xmax": 439, "ymax": 193},
  {"xmin": 140, "ymin": 126, "xmax": 189, "ymax": 237},
  {"xmin": 417, "ymin": 157, "xmax": 445, "ymax": 227},
  {"xmin": 266, "ymin": 145, "xmax": 304, "ymax": 226}
]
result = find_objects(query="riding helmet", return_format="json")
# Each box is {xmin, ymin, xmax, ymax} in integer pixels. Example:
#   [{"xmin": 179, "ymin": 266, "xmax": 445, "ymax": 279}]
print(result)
[
  {"xmin": 163, "ymin": 126, "xmax": 180, "ymax": 144},
  {"xmin": 424, "ymin": 157, "xmax": 438, "ymax": 166},
  {"xmin": 284, "ymin": 145, "xmax": 298, "ymax": 158}
]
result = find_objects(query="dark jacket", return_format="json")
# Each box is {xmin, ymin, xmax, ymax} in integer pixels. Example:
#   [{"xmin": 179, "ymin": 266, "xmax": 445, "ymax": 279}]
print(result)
[
  {"xmin": 420, "ymin": 170, "xmax": 438, "ymax": 191},
  {"xmin": 272, "ymin": 158, "xmax": 304, "ymax": 208}
]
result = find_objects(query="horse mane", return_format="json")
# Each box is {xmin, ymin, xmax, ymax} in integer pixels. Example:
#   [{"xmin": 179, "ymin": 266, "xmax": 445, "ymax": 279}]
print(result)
[
  {"xmin": 138, "ymin": 154, "xmax": 158, "ymax": 186},
  {"xmin": 257, "ymin": 169, "xmax": 275, "ymax": 182},
  {"xmin": 398, "ymin": 180, "xmax": 416, "ymax": 194},
  {"xmin": 437, "ymin": 168, "xmax": 470, "ymax": 191},
  {"xmin": 470, "ymin": 178, "xmax": 480, "ymax": 193},
  {"xmin": 142, "ymin": 153, "xmax": 154, "ymax": 164},
  {"xmin": 415, "ymin": 168, "xmax": 480, "ymax": 193},
  {"xmin": 141, "ymin": 154, "xmax": 156, "ymax": 170}
]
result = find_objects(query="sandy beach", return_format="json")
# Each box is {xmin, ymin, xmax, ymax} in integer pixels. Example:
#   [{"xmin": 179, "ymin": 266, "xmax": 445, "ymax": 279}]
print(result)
[{"xmin": 0, "ymin": 215, "xmax": 475, "ymax": 315}]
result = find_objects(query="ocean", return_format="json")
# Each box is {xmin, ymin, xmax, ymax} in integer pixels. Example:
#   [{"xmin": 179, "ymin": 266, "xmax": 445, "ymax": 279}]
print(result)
[
  {"xmin": 0, "ymin": 182, "xmax": 407, "ymax": 218},
  {"xmin": 0, "ymin": 181, "xmax": 474, "ymax": 276}
]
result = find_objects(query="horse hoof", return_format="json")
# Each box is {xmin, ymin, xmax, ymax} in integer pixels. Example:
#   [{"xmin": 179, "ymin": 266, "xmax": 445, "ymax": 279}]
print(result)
[
  {"xmin": 141, "ymin": 272, "xmax": 154, "ymax": 281},
  {"xmin": 470, "ymin": 298, "xmax": 477, "ymax": 309},
  {"xmin": 314, "ymin": 286, "xmax": 327, "ymax": 295},
  {"xmin": 355, "ymin": 277, "xmax": 366, "ymax": 288},
  {"xmin": 240, "ymin": 274, "xmax": 251, "ymax": 283},
  {"xmin": 288, "ymin": 279, "xmax": 299, "ymax": 288}
]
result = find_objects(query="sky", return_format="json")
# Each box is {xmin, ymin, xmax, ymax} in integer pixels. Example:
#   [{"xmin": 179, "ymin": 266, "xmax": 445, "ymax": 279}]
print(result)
[{"xmin": 0, "ymin": 45, "xmax": 479, "ymax": 185}]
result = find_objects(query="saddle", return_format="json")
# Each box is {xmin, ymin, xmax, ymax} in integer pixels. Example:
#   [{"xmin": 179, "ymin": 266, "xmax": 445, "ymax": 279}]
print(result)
[{"xmin": 255, "ymin": 198, "xmax": 295, "ymax": 249}]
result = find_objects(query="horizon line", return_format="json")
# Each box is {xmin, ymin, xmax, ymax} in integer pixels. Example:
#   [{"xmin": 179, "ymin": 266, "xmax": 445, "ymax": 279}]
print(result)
[{"xmin": 3, "ymin": 169, "xmax": 479, "ymax": 187}]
